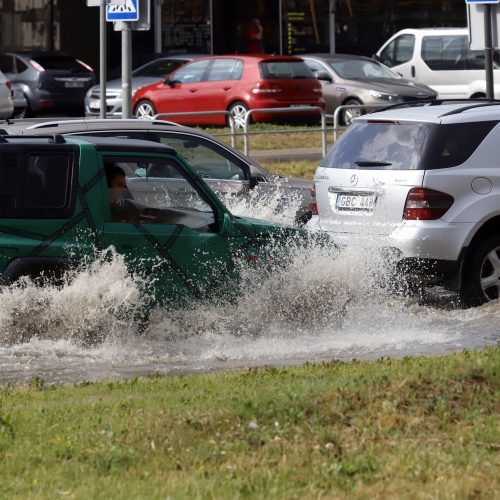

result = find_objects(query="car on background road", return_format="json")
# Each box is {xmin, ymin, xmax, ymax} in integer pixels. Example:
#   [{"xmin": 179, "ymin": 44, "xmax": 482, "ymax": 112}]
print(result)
[
  {"xmin": 301, "ymin": 53, "xmax": 437, "ymax": 125},
  {"xmin": 0, "ymin": 118, "xmax": 316, "ymax": 226},
  {"xmin": 374, "ymin": 27, "xmax": 500, "ymax": 99},
  {"xmin": 0, "ymin": 51, "xmax": 95, "ymax": 117},
  {"xmin": 0, "ymin": 70, "xmax": 14, "ymax": 119},
  {"xmin": 0, "ymin": 134, "xmax": 306, "ymax": 310},
  {"xmin": 309, "ymin": 99, "xmax": 500, "ymax": 307},
  {"xmin": 132, "ymin": 54, "xmax": 325, "ymax": 127},
  {"xmin": 85, "ymin": 53, "xmax": 205, "ymax": 117}
]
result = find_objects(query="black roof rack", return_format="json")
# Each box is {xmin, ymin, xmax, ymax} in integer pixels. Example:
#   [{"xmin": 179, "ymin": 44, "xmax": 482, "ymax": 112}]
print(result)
[
  {"xmin": 367, "ymin": 98, "xmax": 500, "ymax": 116},
  {"xmin": 0, "ymin": 134, "xmax": 66, "ymax": 143}
]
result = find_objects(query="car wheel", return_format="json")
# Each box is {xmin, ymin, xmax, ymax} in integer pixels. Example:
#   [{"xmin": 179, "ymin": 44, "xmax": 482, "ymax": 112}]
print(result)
[
  {"xmin": 341, "ymin": 98, "xmax": 362, "ymax": 126},
  {"xmin": 460, "ymin": 235, "xmax": 500, "ymax": 307},
  {"xmin": 135, "ymin": 100, "xmax": 157, "ymax": 120},
  {"xmin": 228, "ymin": 101, "xmax": 249, "ymax": 128},
  {"xmin": 471, "ymin": 93, "xmax": 486, "ymax": 99}
]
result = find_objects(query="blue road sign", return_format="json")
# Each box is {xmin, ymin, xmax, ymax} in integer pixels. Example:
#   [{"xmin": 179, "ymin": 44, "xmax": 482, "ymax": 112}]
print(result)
[{"xmin": 106, "ymin": 0, "xmax": 139, "ymax": 21}]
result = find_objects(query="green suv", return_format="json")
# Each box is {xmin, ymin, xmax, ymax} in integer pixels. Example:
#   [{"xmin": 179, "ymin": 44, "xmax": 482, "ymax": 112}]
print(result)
[{"xmin": 0, "ymin": 134, "xmax": 302, "ymax": 308}]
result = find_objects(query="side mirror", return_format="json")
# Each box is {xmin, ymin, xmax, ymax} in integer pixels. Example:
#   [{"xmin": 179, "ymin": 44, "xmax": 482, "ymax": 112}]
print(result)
[
  {"xmin": 373, "ymin": 53, "xmax": 381, "ymax": 62},
  {"xmin": 248, "ymin": 165, "xmax": 266, "ymax": 188},
  {"xmin": 315, "ymin": 71, "xmax": 333, "ymax": 83},
  {"xmin": 164, "ymin": 76, "xmax": 180, "ymax": 87}
]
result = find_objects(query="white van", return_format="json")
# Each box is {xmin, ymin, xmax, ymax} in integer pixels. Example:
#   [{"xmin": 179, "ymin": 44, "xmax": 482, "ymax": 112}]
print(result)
[{"xmin": 375, "ymin": 27, "xmax": 500, "ymax": 99}]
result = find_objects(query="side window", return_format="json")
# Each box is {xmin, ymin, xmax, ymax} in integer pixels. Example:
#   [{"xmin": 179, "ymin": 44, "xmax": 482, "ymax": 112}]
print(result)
[
  {"xmin": 427, "ymin": 121, "xmax": 498, "ymax": 169},
  {"xmin": 380, "ymin": 35, "xmax": 415, "ymax": 67},
  {"xmin": 24, "ymin": 154, "xmax": 72, "ymax": 210},
  {"xmin": 422, "ymin": 35, "xmax": 467, "ymax": 71},
  {"xmin": 103, "ymin": 155, "xmax": 216, "ymax": 231},
  {"xmin": 171, "ymin": 60, "xmax": 210, "ymax": 83},
  {"xmin": 207, "ymin": 59, "xmax": 243, "ymax": 81},
  {"xmin": 156, "ymin": 134, "xmax": 248, "ymax": 181},
  {"xmin": 0, "ymin": 55, "xmax": 14, "ymax": 73},
  {"xmin": 15, "ymin": 58, "xmax": 28, "ymax": 73}
]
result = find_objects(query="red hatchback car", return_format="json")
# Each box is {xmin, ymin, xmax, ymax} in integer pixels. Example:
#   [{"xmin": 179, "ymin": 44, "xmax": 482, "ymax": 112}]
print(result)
[{"xmin": 132, "ymin": 54, "xmax": 325, "ymax": 127}]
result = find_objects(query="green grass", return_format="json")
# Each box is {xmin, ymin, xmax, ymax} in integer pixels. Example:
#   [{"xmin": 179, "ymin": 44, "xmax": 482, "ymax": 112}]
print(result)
[
  {"xmin": 261, "ymin": 160, "xmax": 319, "ymax": 179},
  {"xmin": 0, "ymin": 348, "xmax": 499, "ymax": 498},
  {"xmin": 205, "ymin": 123, "xmax": 333, "ymax": 151}
]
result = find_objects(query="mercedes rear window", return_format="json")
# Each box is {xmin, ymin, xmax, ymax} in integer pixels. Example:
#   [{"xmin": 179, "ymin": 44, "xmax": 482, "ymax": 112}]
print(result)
[
  {"xmin": 31, "ymin": 56, "xmax": 91, "ymax": 72},
  {"xmin": 321, "ymin": 121, "xmax": 437, "ymax": 170},
  {"xmin": 259, "ymin": 61, "xmax": 313, "ymax": 79}
]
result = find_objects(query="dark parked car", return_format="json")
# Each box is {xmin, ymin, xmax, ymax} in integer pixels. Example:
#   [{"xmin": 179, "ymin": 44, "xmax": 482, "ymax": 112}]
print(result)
[
  {"xmin": 0, "ymin": 69, "xmax": 13, "ymax": 119},
  {"xmin": 0, "ymin": 118, "xmax": 315, "ymax": 225},
  {"xmin": 302, "ymin": 53, "xmax": 437, "ymax": 124},
  {"xmin": 85, "ymin": 54, "xmax": 204, "ymax": 117},
  {"xmin": 0, "ymin": 51, "xmax": 95, "ymax": 117},
  {"xmin": 132, "ymin": 54, "xmax": 325, "ymax": 127}
]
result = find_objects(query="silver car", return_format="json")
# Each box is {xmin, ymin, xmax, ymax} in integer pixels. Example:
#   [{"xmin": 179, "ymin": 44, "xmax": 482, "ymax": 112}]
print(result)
[
  {"xmin": 85, "ymin": 54, "xmax": 205, "ymax": 117},
  {"xmin": 302, "ymin": 54, "xmax": 437, "ymax": 125},
  {"xmin": 309, "ymin": 100, "xmax": 500, "ymax": 307},
  {"xmin": 1, "ymin": 118, "xmax": 315, "ymax": 226},
  {"xmin": 0, "ymin": 70, "xmax": 13, "ymax": 119}
]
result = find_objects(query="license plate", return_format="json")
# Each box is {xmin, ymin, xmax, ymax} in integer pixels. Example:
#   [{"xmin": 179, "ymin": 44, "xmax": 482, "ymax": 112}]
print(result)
[
  {"xmin": 89, "ymin": 99, "xmax": 101, "ymax": 109},
  {"xmin": 289, "ymin": 104, "xmax": 309, "ymax": 108},
  {"xmin": 335, "ymin": 193, "xmax": 376, "ymax": 211},
  {"xmin": 65, "ymin": 81, "xmax": 84, "ymax": 88}
]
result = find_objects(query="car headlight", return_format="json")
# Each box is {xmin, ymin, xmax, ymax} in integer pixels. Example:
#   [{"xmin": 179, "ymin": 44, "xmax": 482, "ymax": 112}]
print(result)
[{"xmin": 369, "ymin": 90, "xmax": 399, "ymax": 101}]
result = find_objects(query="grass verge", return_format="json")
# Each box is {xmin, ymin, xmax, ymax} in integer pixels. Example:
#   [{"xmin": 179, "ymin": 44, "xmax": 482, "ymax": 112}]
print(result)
[{"xmin": 0, "ymin": 348, "xmax": 498, "ymax": 498}]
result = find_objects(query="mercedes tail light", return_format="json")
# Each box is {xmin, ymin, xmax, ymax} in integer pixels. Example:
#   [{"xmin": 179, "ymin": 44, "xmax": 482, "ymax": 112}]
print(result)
[
  {"xmin": 29, "ymin": 59, "xmax": 45, "ymax": 72},
  {"xmin": 403, "ymin": 188, "xmax": 454, "ymax": 220},
  {"xmin": 5, "ymin": 80, "xmax": 12, "ymax": 90}
]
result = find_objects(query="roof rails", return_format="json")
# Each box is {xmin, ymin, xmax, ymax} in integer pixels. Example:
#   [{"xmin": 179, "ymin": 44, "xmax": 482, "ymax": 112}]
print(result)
[
  {"xmin": 368, "ymin": 98, "xmax": 500, "ymax": 116},
  {"xmin": 0, "ymin": 134, "xmax": 66, "ymax": 143},
  {"xmin": 25, "ymin": 118, "xmax": 181, "ymax": 130}
]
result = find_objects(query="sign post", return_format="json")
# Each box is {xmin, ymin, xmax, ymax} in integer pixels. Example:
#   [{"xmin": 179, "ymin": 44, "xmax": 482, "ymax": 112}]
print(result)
[
  {"xmin": 106, "ymin": 0, "xmax": 140, "ymax": 119},
  {"xmin": 466, "ymin": 0, "xmax": 500, "ymax": 98}
]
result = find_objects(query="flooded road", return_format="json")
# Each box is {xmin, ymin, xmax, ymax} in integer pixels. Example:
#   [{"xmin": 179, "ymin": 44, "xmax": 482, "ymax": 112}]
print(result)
[{"xmin": 1, "ymin": 233, "xmax": 498, "ymax": 386}]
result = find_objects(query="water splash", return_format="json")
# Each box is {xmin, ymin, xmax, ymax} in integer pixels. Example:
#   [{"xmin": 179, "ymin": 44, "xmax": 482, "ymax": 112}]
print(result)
[{"xmin": 0, "ymin": 227, "xmax": 498, "ymax": 385}]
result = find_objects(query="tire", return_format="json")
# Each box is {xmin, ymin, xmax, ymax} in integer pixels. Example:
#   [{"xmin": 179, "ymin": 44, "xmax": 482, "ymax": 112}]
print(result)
[
  {"xmin": 228, "ymin": 101, "xmax": 249, "ymax": 128},
  {"xmin": 341, "ymin": 98, "xmax": 362, "ymax": 126},
  {"xmin": 135, "ymin": 99, "xmax": 157, "ymax": 120},
  {"xmin": 460, "ymin": 235, "xmax": 500, "ymax": 307},
  {"xmin": 471, "ymin": 93, "xmax": 486, "ymax": 99}
]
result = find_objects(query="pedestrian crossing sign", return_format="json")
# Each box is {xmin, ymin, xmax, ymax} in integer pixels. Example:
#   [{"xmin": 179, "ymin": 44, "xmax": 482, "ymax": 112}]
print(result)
[{"xmin": 106, "ymin": 0, "xmax": 139, "ymax": 21}]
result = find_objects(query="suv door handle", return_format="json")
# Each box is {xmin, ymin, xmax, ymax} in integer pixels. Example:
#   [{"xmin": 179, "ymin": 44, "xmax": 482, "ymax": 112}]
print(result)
[
  {"xmin": 223, "ymin": 86, "xmax": 231, "ymax": 91},
  {"xmin": 190, "ymin": 89, "xmax": 198, "ymax": 93},
  {"xmin": 411, "ymin": 65, "xmax": 416, "ymax": 78}
]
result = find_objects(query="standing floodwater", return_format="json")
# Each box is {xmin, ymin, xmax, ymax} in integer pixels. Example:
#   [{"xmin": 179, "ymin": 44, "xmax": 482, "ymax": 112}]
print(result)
[{"xmin": 1, "ymin": 235, "xmax": 499, "ymax": 385}]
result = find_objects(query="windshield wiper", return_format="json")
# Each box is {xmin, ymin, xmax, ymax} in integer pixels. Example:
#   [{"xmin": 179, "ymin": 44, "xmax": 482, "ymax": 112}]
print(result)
[{"xmin": 355, "ymin": 160, "xmax": 392, "ymax": 167}]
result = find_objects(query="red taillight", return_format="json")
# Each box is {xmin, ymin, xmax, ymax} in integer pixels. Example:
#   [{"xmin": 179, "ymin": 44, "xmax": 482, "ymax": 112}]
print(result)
[
  {"xmin": 252, "ymin": 82, "xmax": 283, "ymax": 94},
  {"xmin": 29, "ymin": 59, "xmax": 45, "ymax": 72},
  {"xmin": 309, "ymin": 187, "xmax": 318, "ymax": 215},
  {"xmin": 403, "ymin": 188, "xmax": 454, "ymax": 220},
  {"xmin": 5, "ymin": 80, "xmax": 12, "ymax": 90}
]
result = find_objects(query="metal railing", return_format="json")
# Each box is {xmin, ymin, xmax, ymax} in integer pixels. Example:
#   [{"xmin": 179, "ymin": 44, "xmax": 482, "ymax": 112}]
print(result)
[
  {"xmin": 242, "ymin": 106, "xmax": 326, "ymax": 157},
  {"xmin": 332, "ymin": 104, "xmax": 385, "ymax": 142}
]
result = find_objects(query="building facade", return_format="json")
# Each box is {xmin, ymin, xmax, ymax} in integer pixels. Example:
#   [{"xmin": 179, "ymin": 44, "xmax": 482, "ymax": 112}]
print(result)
[{"xmin": 0, "ymin": 0, "xmax": 467, "ymax": 76}]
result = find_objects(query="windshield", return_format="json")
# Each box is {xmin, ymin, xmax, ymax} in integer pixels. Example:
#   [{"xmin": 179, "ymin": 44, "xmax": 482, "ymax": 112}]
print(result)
[
  {"xmin": 321, "ymin": 121, "xmax": 437, "ymax": 170},
  {"xmin": 328, "ymin": 59, "xmax": 398, "ymax": 80},
  {"xmin": 133, "ymin": 59, "xmax": 188, "ymax": 78}
]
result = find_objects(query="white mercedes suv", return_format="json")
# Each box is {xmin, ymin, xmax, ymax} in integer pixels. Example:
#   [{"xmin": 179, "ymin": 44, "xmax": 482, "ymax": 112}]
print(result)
[{"xmin": 309, "ymin": 100, "xmax": 500, "ymax": 307}]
